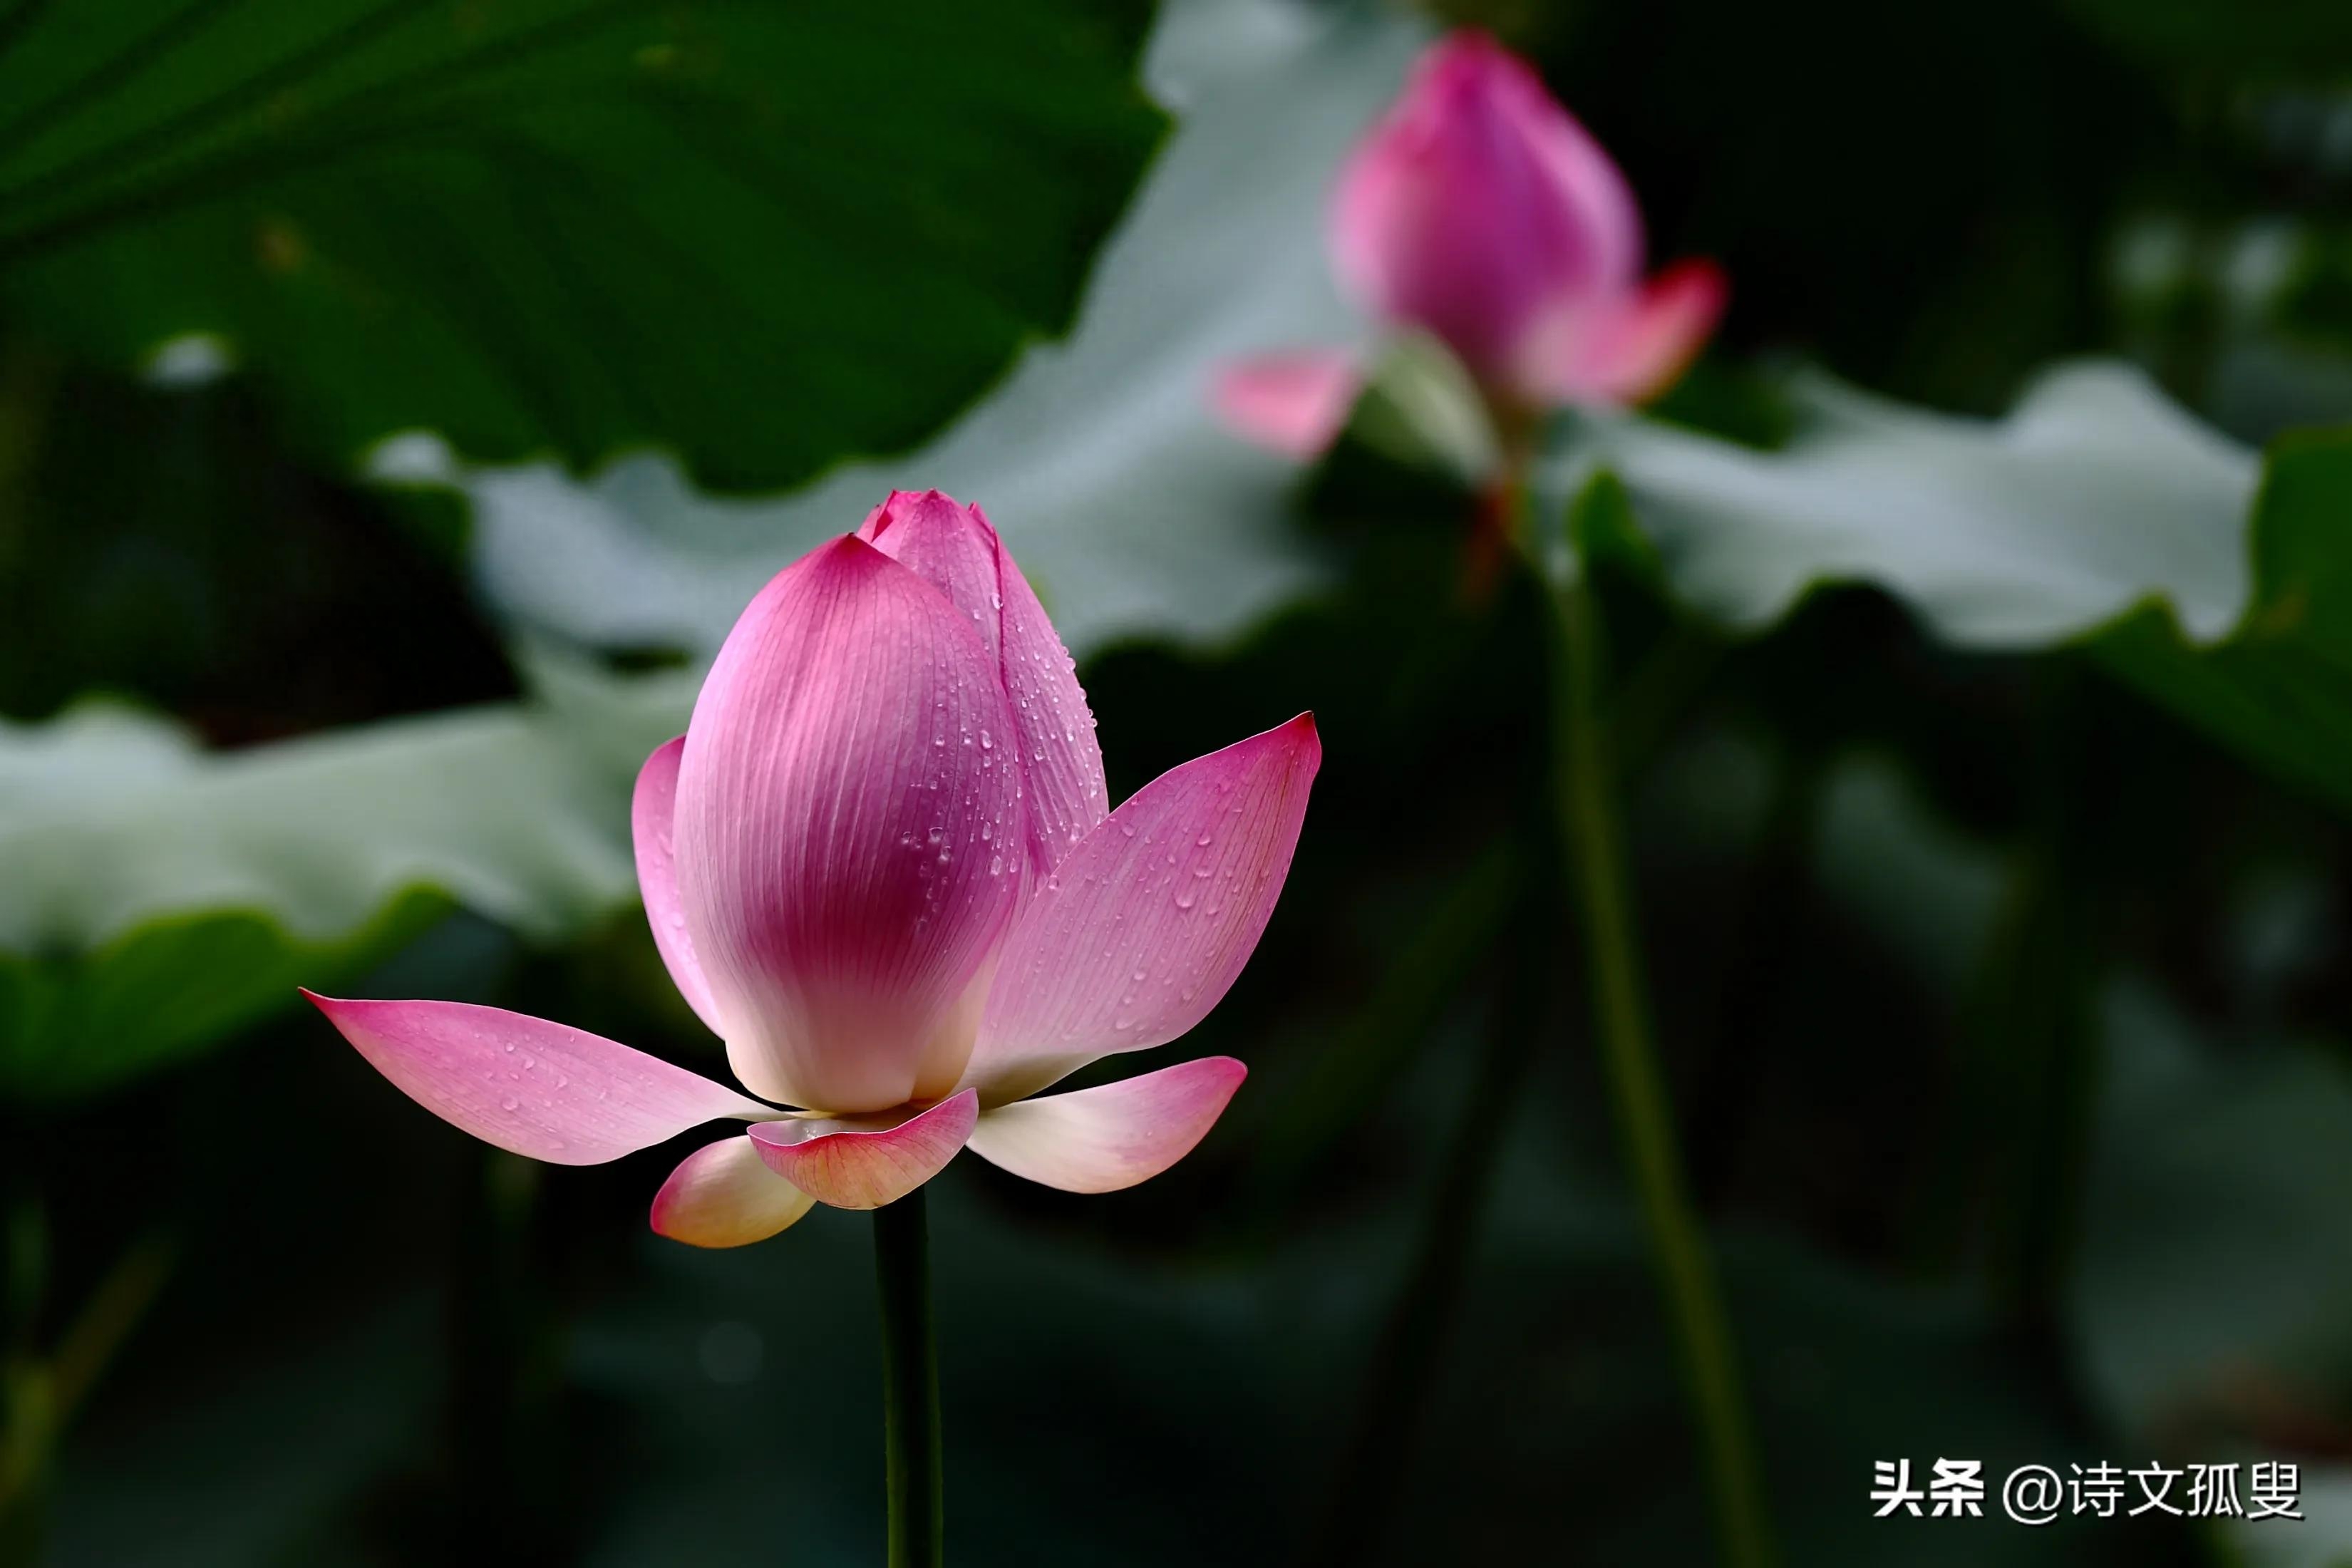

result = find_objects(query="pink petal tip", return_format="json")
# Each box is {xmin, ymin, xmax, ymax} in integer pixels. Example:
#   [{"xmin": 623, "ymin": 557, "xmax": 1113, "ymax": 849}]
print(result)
[
  {"xmin": 967, "ymin": 1056, "xmax": 1248, "ymax": 1194},
  {"xmin": 1212, "ymin": 351, "xmax": 1363, "ymax": 459},
  {"xmin": 650, "ymin": 1133, "xmax": 815, "ymax": 1248},
  {"xmin": 964, "ymin": 713, "xmax": 1319, "ymax": 1103},
  {"xmin": 746, "ymin": 1088, "xmax": 979, "ymax": 1210},
  {"xmin": 304, "ymin": 991, "xmax": 765, "ymax": 1165}
]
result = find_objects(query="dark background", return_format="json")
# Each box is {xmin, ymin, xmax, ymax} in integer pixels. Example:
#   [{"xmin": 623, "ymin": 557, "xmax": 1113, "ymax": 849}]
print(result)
[{"xmin": 7, "ymin": 0, "xmax": 2352, "ymax": 1563}]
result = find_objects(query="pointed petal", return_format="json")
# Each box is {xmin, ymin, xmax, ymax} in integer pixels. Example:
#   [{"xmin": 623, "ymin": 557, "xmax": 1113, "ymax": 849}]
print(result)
[
  {"xmin": 1530, "ymin": 259, "xmax": 1726, "ymax": 406},
  {"xmin": 632, "ymin": 735, "xmax": 722, "ymax": 1034},
  {"xmin": 1331, "ymin": 31, "xmax": 1642, "ymax": 382},
  {"xmin": 857, "ymin": 490, "xmax": 1108, "ymax": 880},
  {"xmin": 747, "ymin": 1089, "xmax": 979, "ymax": 1210},
  {"xmin": 650, "ymin": 1133, "xmax": 816, "ymax": 1247},
  {"xmin": 1212, "ymin": 351, "xmax": 1363, "ymax": 459},
  {"xmin": 965, "ymin": 714, "xmax": 1320, "ymax": 1103},
  {"xmin": 304, "ymin": 992, "xmax": 767, "ymax": 1165},
  {"xmin": 674, "ymin": 535, "xmax": 1022, "ymax": 1113},
  {"xmin": 967, "ymin": 1057, "xmax": 1247, "ymax": 1193}
]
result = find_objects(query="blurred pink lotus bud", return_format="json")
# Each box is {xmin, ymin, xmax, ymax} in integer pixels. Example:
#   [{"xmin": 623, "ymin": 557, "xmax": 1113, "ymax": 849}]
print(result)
[
  {"xmin": 1218, "ymin": 31, "xmax": 1724, "ymax": 460},
  {"xmin": 310, "ymin": 491, "xmax": 1319, "ymax": 1243}
]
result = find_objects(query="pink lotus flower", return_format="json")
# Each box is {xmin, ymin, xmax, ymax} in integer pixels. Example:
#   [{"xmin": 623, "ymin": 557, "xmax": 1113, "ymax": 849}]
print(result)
[
  {"xmin": 309, "ymin": 490, "xmax": 1319, "ymax": 1245},
  {"xmin": 1216, "ymin": 30, "xmax": 1725, "ymax": 460}
]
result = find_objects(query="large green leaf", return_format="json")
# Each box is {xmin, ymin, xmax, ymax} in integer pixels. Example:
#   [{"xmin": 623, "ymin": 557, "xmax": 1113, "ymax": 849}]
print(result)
[
  {"xmin": 1562, "ymin": 365, "xmax": 2352, "ymax": 813},
  {"xmin": 1576, "ymin": 361, "xmax": 2259, "ymax": 650},
  {"xmin": 0, "ymin": 659, "xmax": 693, "ymax": 1101},
  {"xmin": 0, "ymin": 0, "xmax": 1164, "ymax": 490},
  {"xmin": 0, "ymin": 0, "xmax": 1423, "ymax": 1102},
  {"xmin": 386, "ymin": 0, "xmax": 1422, "ymax": 662},
  {"xmin": 2095, "ymin": 431, "xmax": 2352, "ymax": 814}
]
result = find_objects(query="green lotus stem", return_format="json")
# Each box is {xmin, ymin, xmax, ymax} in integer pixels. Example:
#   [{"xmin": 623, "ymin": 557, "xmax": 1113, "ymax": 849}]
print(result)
[
  {"xmin": 0, "ymin": 1224, "xmax": 175, "ymax": 1568},
  {"xmin": 874, "ymin": 1190, "xmax": 944, "ymax": 1568},
  {"xmin": 1547, "ymin": 559, "xmax": 1776, "ymax": 1568}
]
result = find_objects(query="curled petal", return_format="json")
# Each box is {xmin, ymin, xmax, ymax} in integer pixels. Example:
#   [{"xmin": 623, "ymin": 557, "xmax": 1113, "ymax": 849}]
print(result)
[
  {"xmin": 748, "ymin": 1089, "xmax": 979, "ymax": 1210},
  {"xmin": 675, "ymin": 536, "xmax": 1022, "ymax": 1113},
  {"xmin": 304, "ymin": 992, "xmax": 767, "ymax": 1165},
  {"xmin": 632, "ymin": 735, "xmax": 722, "ymax": 1034},
  {"xmin": 857, "ymin": 490, "xmax": 1108, "ymax": 878},
  {"xmin": 1211, "ymin": 351, "xmax": 1363, "ymax": 460},
  {"xmin": 1331, "ymin": 31, "xmax": 1642, "ymax": 383},
  {"xmin": 651, "ymin": 1134, "xmax": 816, "ymax": 1248},
  {"xmin": 965, "ymin": 714, "xmax": 1320, "ymax": 1103},
  {"xmin": 967, "ymin": 1057, "xmax": 1247, "ymax": 1194},
  {"xmin": 1525, "ymin": 258, "xmax": 1726, "ymax": 407}
]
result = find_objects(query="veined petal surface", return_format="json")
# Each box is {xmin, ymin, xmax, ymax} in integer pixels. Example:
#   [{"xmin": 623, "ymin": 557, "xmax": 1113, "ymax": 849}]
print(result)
[
  {"xmin": 674, "ymin": 536, "xmax": 1021, "ymax": 1113},
  {"xmin": 631, "ymin": 734, "xmax": 723, "ymax": 1034},
  {"xmin": 747, "ymin": 1089, "xmax": 979, "ymax": 1210},
  {"xmin": 650, "ymin": 1134, "xmax": 816, "ymax": 1248},
  {"xmin": 966, "ymin": 1057, "xmax": 1246, "ymax": 1193},
  {"xmin": 857, "ymin": 490, "xmax": 1108, "ymax": 880},
  {"xmin": 964, "ymin": 714, "xmax": 1319, "ymax": 1103},
  {"xmin": 304, "ymin": 992, "xmax": 766, "ymax": 1165}
]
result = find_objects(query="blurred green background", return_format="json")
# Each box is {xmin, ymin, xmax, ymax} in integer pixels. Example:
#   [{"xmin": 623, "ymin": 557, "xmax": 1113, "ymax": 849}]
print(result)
[{"xmin": 6, "ymin": 0, "xmax": 2352, "ymax": 1563}]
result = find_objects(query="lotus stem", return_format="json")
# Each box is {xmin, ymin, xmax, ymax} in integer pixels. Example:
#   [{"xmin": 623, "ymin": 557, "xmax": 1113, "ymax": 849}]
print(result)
[
  {"xmin": 874, "ymin": 1189, "xmax": 944, "ymax": 1568},
  {"xmin": 1547, "ymin": 555, "xmax": 1776, "ymax": 1568}
]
